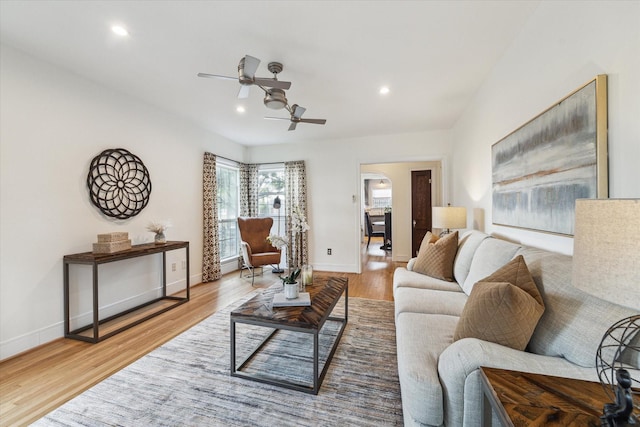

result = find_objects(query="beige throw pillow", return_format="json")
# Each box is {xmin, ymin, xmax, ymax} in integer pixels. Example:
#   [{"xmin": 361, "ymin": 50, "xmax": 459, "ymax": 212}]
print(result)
[
  {"xmin": 453, "ymin": 255, "xmax": 545, "ymax": 351},
  {"xmin": 412, "ymin": 231, "xmax": 458, "ymax": 281}
]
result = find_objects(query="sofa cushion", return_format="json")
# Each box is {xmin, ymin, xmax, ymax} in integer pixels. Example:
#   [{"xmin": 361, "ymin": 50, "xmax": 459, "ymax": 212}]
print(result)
[
  {"xmin": 453, "ymin": 230, "xmax": 490, "ymax": 286},
  {"xmin": 454, "ymin": 256, "xmax": 545, "ymax": 351},
  {"xmin": 461, "ymin": 237, "xmax": 521, "ymax": 295},
  {"xmin": 413, "ymin": 231, "xmax": 458, "ymax": 281},
  {"xmin": 517, "ymin": 247, "xmax": 640, "ymax": 367},
  {"xmin": 396, "ymin": 312, "xmax": 458, "ymax": 427},
  {"xmin": 395, "ymin": 287, "xmax": 467, "ymax": 319},
  {"xmin": 393, "ymin": 267, "xmax": 463, "ymax": 295}
]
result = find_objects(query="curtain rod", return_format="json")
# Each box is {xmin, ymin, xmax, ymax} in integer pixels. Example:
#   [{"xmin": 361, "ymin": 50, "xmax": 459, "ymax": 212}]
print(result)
[{"xmin": 210, "ymin": 153, "xmax": 286, "ymax": 167}]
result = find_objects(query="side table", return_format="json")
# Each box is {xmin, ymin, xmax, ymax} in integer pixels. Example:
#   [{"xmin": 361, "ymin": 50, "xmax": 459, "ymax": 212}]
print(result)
[{"xmin": 480, "ymin": 366, "xmax": 609, "ymax": 426}]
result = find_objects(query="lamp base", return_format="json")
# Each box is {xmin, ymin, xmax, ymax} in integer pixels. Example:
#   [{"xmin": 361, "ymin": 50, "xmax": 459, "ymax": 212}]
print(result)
[{"xmin": 601, "ymin": 369, "xmax": 636, "ymax": 426}]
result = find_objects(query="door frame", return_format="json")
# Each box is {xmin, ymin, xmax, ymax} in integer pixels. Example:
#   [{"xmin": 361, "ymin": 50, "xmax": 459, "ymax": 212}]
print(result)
[{"xmin": 357, "ymin": 160, "xmax": 445, "ymax": 273}]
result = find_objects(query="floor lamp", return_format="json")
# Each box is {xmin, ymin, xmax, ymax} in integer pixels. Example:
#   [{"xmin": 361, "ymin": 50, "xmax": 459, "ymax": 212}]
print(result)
[{"xmin": 272, "ymin": 196, "xmax": 284, "ymax": 273}]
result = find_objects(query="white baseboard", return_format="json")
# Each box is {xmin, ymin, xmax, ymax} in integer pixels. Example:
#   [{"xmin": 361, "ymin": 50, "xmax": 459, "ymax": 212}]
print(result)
[
  {"xmin": 0, "ymin": 274, "xmax": 200, "ymax": 361},
  {"xmin": 313, "ymin": 263, "xmax": 358, "ymax": 273}
]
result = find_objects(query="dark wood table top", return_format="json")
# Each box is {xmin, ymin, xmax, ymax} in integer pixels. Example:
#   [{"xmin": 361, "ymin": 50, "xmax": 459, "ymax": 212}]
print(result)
[
  {"xmin": 64, "ymin": 241, "xmax": 189, "ymax": 264},
  {"xmin": 230, "ymin": 276, "xmax": 348, "ymax": 330},
  {"xmin": 481, "ymin": 367, "xmax": 611, "ymax": 426}
]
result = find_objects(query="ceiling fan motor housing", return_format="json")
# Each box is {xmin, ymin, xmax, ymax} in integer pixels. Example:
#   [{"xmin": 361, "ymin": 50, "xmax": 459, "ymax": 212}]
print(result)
[{"xmin": 264, "ymin": 88, "xmax": 288, "ymax": 109}]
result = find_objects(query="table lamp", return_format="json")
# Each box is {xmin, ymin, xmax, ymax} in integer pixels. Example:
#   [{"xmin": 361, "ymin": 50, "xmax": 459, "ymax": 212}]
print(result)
[
  {"xmin": 572, "ymin": 198, "xmax": 640, "ymax": 426},
  {"xmin": 432, "ymin": 204, "xmax": 467, "ymax": 236}
]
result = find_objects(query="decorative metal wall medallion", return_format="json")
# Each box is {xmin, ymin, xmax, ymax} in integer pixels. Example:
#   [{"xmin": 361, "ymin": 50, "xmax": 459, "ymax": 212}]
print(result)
[{"xmin": 87, "ymin": 148, "xmax": 152, "ymax": 219}]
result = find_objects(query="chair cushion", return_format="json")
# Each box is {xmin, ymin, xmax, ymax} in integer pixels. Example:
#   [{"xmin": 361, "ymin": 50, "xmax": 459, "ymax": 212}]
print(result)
[{"xmin": 412, "ymin": 231, "xmax": 458, "ymax": 281}]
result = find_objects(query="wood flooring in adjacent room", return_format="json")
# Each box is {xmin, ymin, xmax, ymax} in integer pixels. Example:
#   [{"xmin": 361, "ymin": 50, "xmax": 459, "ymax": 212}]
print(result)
[{"xmin": 0, "ymin": 236, "xmax": 403, "ymax": 426}]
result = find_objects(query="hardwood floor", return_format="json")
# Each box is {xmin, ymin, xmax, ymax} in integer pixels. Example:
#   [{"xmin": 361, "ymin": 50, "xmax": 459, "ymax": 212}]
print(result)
[{"xmin": 0, "ymin": 237, "xmax": 403, "ymax": 426}]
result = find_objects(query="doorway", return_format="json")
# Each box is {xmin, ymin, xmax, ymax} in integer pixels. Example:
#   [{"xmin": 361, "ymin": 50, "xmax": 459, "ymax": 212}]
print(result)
[
  {"xmin": 411, "ymin": 170, "xmax": 432, "ymax": 257},
  {"xmin": 359, "ymin": 161, "xmax": 442, "ymax": 269}
]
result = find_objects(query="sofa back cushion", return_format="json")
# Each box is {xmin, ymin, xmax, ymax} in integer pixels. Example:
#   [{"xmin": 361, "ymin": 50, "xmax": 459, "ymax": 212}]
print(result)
[
  {"xmin": 518, "ymin": 247, "xmax": 639, "ymax": 368},
  {"xmin": 453, "ymin": 231, "xmax": 490, "ymax": 286},
  {"xmin": 461, "ymin": 237, "xmax": 521, "ymax": 295}
]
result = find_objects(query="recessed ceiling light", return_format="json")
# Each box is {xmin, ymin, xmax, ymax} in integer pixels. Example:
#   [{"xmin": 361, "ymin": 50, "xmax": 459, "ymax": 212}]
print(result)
[
  {"xmin": 379, "ymin": 86, "xmax": 390, "ymax": 95},
  {"xmin": 236, "ymin": 106, "xmax": 246, "ymax": 113},
  {"xmin": 111, "ymin": 25, "xmax": 129, "ymax": 37}
]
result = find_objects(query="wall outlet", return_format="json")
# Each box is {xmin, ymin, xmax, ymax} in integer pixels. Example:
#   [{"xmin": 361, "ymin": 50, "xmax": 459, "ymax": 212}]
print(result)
[
  {"xmin": 171, "ymin": 262, "xmax": 177, "ymax": 272},
  {"xmin": 327, "ymin": 248, "xmax": 332, "ymax": 255},
  {"xmin": 181, "ymin": 260, "xmax": 186, "ymax": 270}
]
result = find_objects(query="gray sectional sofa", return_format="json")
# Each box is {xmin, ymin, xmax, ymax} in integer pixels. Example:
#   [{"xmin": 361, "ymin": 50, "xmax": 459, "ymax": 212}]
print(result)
[{"xmin": 393, "ymin": 230, "xmax": 638, "ymax": 426}]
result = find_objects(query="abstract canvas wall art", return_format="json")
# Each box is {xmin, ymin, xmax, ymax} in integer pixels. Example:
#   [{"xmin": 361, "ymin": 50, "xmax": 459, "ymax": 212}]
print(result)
[{"xmin": 492, "ymin": 75, "xmax": 608, "ymax": 235}]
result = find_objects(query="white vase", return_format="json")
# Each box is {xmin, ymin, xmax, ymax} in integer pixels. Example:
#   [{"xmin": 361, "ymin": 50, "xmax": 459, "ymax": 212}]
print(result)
[{"xmin": 284, "ymin": 282, "xmax": 299, "ymax": 300}]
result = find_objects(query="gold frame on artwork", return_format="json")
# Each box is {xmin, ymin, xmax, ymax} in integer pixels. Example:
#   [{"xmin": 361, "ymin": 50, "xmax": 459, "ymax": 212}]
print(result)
[{"xmin": 491, "ymin": 75, "xmax": 608, "ymax": 236}]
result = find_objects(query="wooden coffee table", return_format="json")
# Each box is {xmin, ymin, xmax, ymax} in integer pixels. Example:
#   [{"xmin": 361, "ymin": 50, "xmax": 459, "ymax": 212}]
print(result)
[
  {"xmin": 480, "ymin": 366, "xmax": 610, "ymax": 426},
  {"xmin": 230, "ymin": 276, "xmax": 348, "ymax": 394}
]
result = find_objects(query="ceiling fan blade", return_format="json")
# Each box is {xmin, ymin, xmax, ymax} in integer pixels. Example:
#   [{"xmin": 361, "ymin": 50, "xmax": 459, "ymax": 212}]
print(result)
[
  {"xmin": 243, "ymin": 55, "xmax": 260, "ymax": 78},
  {"xmin": 288, "ymin": 122, "xmax": 298, "ymax": 131},
  {"xmin": 253, "ymin": 78, "xmax": 291, "ymax": 90},
  {"xmin": 238, "ymin": 85, "xmax": 251, "ymax": 98},
  {"xmin": 197, "ymin": 73, "xmax": 236, "ymax": 81},
  {"xmin": 299, "ymin": 118, "xmax": 327, "ymax": 125},
  {"xmin": 292, "ymin": 104, "xmax": 306, "ymax": 119},
  {"xmin": 264, "ymin": 116, "xmax": 290, "ymax": 121}
]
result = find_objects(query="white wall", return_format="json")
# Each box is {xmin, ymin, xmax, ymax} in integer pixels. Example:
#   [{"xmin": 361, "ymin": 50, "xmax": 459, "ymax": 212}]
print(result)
[
  {"xmin": 451, "ymin": 1, "xmax": 640, "ymax": 254},
  {"xmin": 247, "ymin": 131, "xmax": 452, "ymax": 271},
  {"xmin": 0, "ymin": 45, "xmax": 245, "ymax": 359}
]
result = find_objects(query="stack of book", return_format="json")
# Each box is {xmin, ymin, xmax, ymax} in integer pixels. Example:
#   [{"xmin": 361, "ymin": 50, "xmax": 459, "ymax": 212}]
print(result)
[{"xmin": 92, "ymin": 232, "xmax": 131, "ymax": 254}]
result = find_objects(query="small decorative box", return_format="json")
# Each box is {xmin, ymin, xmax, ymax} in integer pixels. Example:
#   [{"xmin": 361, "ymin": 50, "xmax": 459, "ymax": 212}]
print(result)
[
  {"xmin": 93, "ymin": 239, "xmax": 132, "ymax": 254},
  {"xmin": 97, "ymin": 232, "xmax": 129, "ymax": 243}
]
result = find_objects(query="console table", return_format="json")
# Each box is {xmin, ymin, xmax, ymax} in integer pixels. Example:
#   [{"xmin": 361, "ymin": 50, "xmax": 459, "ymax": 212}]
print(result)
[
  {"xmin": 63, "ymin": 241, "xmax": 190, "ymax": 343},
  {"xmin": 480, "ymin": 366, "xmax": 609, "ymax": 426}
]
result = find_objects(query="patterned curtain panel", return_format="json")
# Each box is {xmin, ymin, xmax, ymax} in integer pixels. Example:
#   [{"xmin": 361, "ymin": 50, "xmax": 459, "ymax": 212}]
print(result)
[
  {"xmin": 239, "ymin": 163, "xmax": 250, "ymax": 217},
  {"xmin": 285, "ymin": 160, "xmax": 308, "ymax": 268},
  {"xmin": 248, "ymin": 164, "xmax": 259, "ymax": 216},
  {"xmin": 202, "ymin": 152, "xmax": 221, "ymax": 282},
  {"xmin": 239, "ymin": 163, "xmax": 259, "ymax": 217}
]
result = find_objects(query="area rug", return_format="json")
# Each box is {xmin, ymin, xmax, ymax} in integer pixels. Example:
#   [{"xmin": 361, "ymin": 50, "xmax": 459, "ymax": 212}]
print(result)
[{"xmin": 35, "ymin": 294, "xmax": 403, "ymax": 426}]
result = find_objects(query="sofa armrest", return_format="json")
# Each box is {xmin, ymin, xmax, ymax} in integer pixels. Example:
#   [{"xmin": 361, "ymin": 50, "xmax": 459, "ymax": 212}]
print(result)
[{"xmin": 438, "ymin": 338, "xmax": 598, "ymax": 427}]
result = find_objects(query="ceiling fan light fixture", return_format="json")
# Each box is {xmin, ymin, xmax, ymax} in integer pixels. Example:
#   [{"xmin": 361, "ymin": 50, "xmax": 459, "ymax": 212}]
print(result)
[{"xmin": 264, "ymin": 88, "xmax": 288, "ymax": 110}]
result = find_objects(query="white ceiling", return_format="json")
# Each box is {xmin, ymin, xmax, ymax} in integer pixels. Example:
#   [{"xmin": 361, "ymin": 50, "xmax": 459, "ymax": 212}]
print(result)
[{"xmin": 0, "ymin": 1, "xmax": 539, "ymax": 146}]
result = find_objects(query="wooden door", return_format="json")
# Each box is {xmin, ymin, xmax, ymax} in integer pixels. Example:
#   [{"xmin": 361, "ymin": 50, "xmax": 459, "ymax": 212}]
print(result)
[{"xmin": 411, "ymin": 170, "xmax": 432, "ymax": 256}]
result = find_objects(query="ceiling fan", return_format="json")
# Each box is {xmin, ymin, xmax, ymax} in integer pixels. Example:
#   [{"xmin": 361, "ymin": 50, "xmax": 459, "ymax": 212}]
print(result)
[
  {"xmin": 197, "ymin": 55, "xmax": 291, "ymax": 98},
  {"xmin": 265, "ymin": 104, "xmax": 327, "ymax": 131}
]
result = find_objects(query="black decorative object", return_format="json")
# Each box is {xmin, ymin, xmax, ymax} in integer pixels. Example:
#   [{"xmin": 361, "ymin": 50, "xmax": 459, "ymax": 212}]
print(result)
[
  {"xmin": 596, "ymin": 315, "xmax": 640, "ymax": 426},
  {"xmin": 87, "ymin": 148, "xmax": 152, "ymax": 219}
]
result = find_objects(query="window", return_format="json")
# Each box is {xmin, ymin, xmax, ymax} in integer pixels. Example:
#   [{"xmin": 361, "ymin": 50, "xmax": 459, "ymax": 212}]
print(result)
[
  {"xmin": 372, "ymin": 187, "xmax": 392, "ymax": 208},
  {"xmin": 217, "ymin": 163, "xmax": 239, "ymax": 261},
  {"xmin": 257, "ymin": 165, "xmax": 285, "ymax": 237}
]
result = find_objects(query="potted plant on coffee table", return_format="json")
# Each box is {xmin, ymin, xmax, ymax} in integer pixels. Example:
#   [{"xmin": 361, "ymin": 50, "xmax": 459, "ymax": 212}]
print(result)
[{"xmin": 280, "ymin": 268, "xmax": 301, "ymax": 299}]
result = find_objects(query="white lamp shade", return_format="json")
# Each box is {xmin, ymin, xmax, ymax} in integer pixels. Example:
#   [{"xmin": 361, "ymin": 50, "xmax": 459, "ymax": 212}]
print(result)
[
  {"xmin": 572, "ymin": 199, "xmax": 640, "ymax": 311},
  {"xmin": 432, "ymin": 206, "xmax": 467, "ymax": 230}
]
